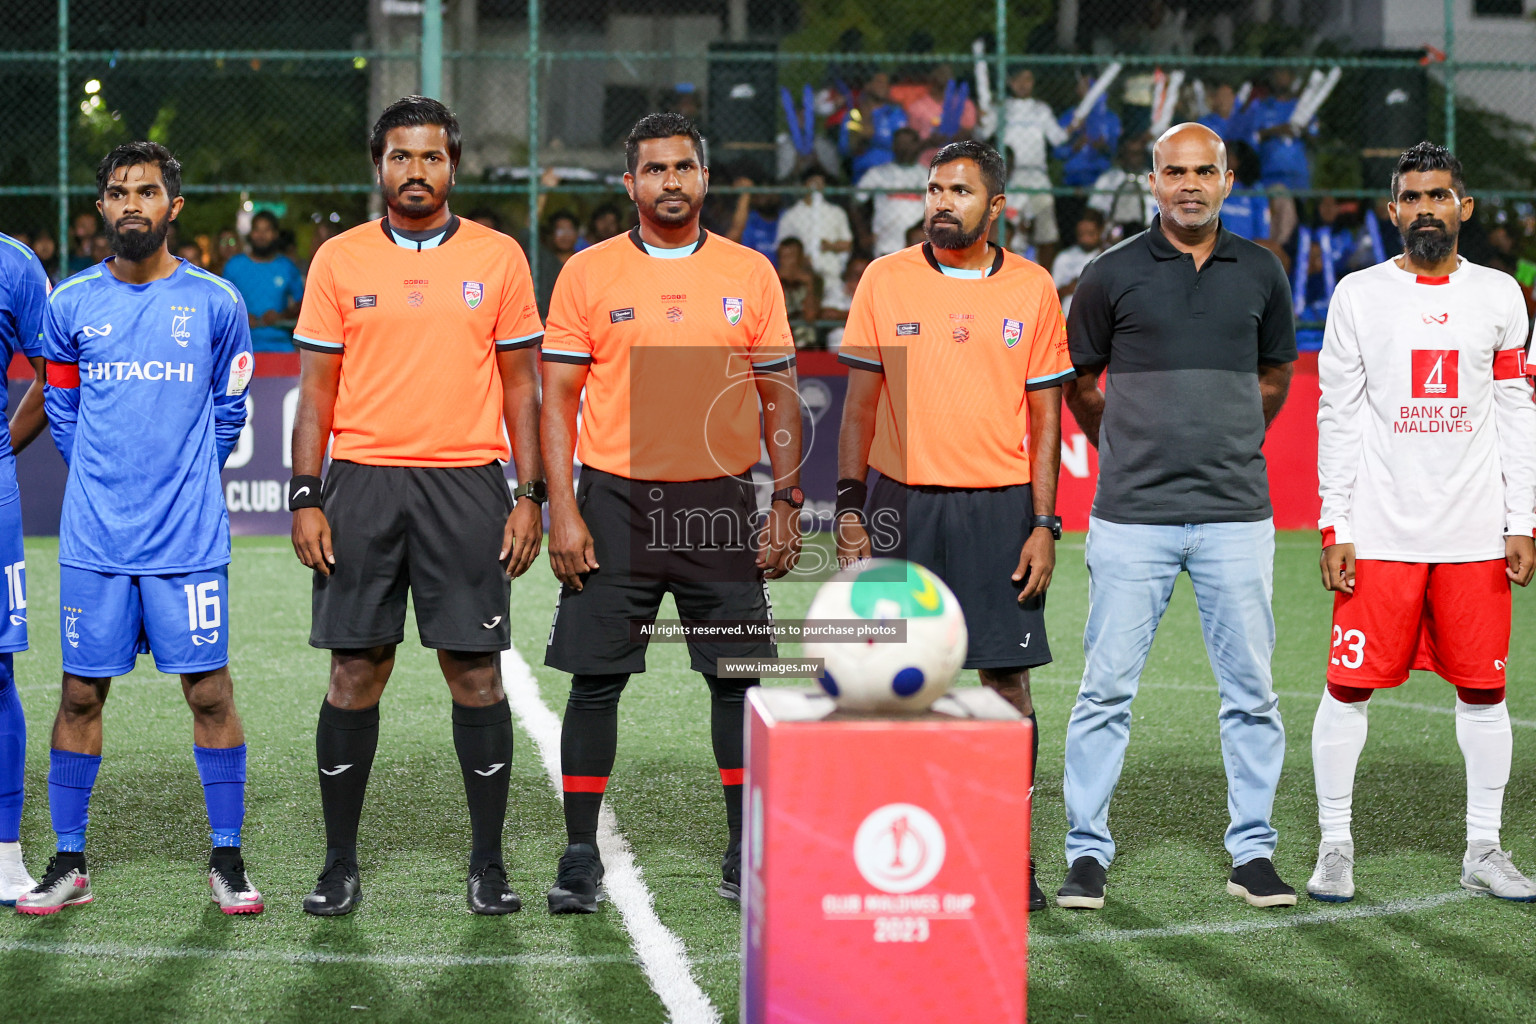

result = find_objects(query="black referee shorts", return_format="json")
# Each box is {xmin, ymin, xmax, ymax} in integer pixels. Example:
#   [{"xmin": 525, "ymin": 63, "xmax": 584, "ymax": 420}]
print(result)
[
  {"xmin": 544, "ymin": 467, "xmax": 774, "ymax": 676},
  {"xmin": 868, "ymin": 475, "xmax": 1051, "ymax": 671},
  {"xmin": 311, "ymin": 460, "xmax": 513, "ymax": 652}
]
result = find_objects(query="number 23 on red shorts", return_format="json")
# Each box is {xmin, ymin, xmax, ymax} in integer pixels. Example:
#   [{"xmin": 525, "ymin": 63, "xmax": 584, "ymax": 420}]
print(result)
[{"xmin": 1329, "ymin": 559, "xmax": 1510, "ymax": 690}]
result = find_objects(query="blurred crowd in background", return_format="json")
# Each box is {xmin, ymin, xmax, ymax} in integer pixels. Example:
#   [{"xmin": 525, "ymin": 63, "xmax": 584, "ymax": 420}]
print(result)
[{"xmin": 8, "ymin": 61, "xmax": 1536, "ymax": 355}]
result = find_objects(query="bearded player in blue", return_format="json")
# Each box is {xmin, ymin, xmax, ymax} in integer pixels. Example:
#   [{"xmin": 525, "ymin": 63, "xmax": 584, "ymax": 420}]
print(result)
[
  {"xmin": 17, "ymin": 142, "xmax": 261, "ymax": 915},
  {"xmin": 0, "ymin": 229, "xmax": 50, "ymax": 904}
]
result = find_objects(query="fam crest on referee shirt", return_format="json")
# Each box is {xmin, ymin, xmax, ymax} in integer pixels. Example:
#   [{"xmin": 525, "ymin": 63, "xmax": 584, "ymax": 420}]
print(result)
[
  {"xmin": 463, "ymin": 280, "xmax": 484, "ymax": 309},
  {"xmin": 1002, "ymin": 318, "xmax": 1024, "ymax": 348}
]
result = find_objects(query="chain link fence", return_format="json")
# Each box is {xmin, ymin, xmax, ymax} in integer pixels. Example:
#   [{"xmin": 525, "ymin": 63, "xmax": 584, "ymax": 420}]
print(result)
[{"xmin": 4, "ymin": 1, "xmax": 1535, "ymax": 340}]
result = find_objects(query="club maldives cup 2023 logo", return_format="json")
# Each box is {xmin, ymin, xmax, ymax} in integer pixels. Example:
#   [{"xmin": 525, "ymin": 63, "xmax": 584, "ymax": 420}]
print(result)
[{"xmin": 853, "ymin": 803, "xmax": 947, "ymax": 894}]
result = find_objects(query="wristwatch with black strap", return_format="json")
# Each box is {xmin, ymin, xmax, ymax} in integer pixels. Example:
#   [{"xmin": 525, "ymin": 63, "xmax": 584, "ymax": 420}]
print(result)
[
  {"xmin": 513, "ymin": 480, "xmax": 548, "ymax": 505},
  {"xmin": 1031, "ymin": 515, "xmax": 1063, "ymax": 540},
  {"xmin": 771, "ymin": 486, "xmax": 805, "ymax": 509}
]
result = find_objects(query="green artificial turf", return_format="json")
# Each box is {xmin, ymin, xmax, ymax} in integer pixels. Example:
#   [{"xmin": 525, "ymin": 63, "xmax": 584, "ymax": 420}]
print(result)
[{"xmin": 1, "ymin": 534, "xmax": 1533, "ymax": 1023}]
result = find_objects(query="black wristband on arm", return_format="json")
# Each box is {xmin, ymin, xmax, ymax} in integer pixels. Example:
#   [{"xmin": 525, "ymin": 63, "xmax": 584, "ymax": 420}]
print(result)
[
  {"xmin": 835, "ymin": 477, "xmax": 868, "ymax": 521},
  {"xmin": 288, "ymin": 475, "xmax": 324, "ymax": 511}
]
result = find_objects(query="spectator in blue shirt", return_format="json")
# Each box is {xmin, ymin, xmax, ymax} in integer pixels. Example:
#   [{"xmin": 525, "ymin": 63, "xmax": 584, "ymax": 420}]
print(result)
[
  {"xmin": 1055, "ymin": 75, "xmax": 1120, "ymax": 188},
  {"xmin": 840, "ymin": 72, "xmax": 910, "ymax": 180},
  {"xmin": 1221, "ymin": 141, "xmax": 1271, "ymax": 242},
  {"xmin": 1249, "ymin": 70, "xmax": 1314, "ymax": 191},
  {"xmin": 725, "ymin": 175, "xmax": 783, "ymax": 265},
  {"xmin": 221, "ymin": 211, "xmax": 303, "ymax": 352},
  {"xmin": 1199, "ymin": 82, "xmax": 1252, "ymax": 147}
]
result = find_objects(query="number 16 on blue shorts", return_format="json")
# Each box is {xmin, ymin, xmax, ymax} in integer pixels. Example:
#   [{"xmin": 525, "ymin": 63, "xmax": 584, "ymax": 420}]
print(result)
[
  {"xmin": 0, "ymin": 497, "xmax": 28, "ymax": 654},
  {"xmin": 60, "ymin": 565, "xmax": 230, "ymax": 677}
]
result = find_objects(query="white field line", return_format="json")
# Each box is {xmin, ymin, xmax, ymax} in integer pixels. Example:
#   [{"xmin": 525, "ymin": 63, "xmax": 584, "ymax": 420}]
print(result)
[
  {"xmin": 1034, "ymin": 677, "xmax": 1536, "ymax": 729},
  {"xmin": 1031, "ymin": 890, "xmax": 1474, "ymax": 946},
  {"xmin": 0, "ymin": 937, "xmax": 639, "ymax": 968},
  {"xmin": 500, "ymin": 646, "xmax": 721, "ymax": 1024},
  {"xmin": 0, "ymin": 890, "xmax": 1477, "ymax": 967}
]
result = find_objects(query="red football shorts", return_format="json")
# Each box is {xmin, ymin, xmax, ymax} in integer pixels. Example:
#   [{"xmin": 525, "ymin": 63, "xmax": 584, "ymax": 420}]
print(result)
[{"xmin": 1328, "ymin": 559, "xmax": 1510, "ymax": 689}]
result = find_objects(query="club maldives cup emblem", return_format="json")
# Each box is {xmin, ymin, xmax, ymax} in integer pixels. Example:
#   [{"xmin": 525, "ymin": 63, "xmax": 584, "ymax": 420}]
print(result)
[
  {"xmin": 723, "ymin": 297, "xmax": 744, "ymax": 325},
  {"xmin": 463, "ymin": 281, "xmax": 484, "ymax": 310},
  {"xmin": 853, "ymin": 803, "xmax": 946, "ymax": 894},
  {"xmin": 1002, "ymin": 318, "xmax": 1024, "ymax": 348}
]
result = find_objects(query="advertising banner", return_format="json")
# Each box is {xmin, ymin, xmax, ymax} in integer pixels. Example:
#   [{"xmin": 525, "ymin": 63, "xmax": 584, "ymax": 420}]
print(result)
[{"xmin": 9, "ymin": 354, "xmax": 1324, "ymax": 536}]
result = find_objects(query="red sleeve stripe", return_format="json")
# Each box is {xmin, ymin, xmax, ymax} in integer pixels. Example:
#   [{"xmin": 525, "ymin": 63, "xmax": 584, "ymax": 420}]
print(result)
[
  {"xmin": 1494, "ymin": 348, "xmax": 1528, "ymax": 381},
  {"xmin": 45, "ymin": 360, "xmax": 80, "ymax": 388},
  {"xmin": 718, "ymin": 768, "xmax": 745, "ymax": 787},
  {"xmin": 1321, "ymin": 527, "xmax": 1337, "ymax": 548},
  {"xmin": 561, "ymin": 775, "xmax": 609, "ymax": 794}
]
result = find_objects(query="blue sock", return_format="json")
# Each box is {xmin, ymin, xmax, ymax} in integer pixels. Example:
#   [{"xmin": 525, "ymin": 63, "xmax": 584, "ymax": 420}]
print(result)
[
  {"xmin": 193, "ymin": 744, "xmax": 246, "ymax": 848},
  {"xmin": 0, "ymin": 655, "xmax": 24, "ymax": 843},
  {"xmin": 48, "ymin": 748, "xmax": 102, "ymax": 853}
]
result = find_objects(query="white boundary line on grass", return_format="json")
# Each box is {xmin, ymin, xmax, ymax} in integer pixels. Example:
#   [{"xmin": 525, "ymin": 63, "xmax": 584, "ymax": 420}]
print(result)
[
  {"xmin": 1035, "ymin": 677, "xmax": 1536, "ymax": 730},
  {"xmin": 0, "ymin": 938, "xmax": 639, "ymax": 968},
  {"xmin": 500, "ymin": 645, "xmax": 722, "ymax": 1024},
  {"xmin": 0, "ymin": 889, "xmax": 1479, "ymax": 968},
  {"xmin": 1030, "ymin": 890, "xmax": 1474, "ymax": 947}
]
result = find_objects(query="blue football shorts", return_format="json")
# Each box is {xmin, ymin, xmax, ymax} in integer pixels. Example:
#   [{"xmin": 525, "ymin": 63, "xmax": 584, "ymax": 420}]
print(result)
[
  {"xmin": 0, "ymin": 497, "xmax": 26, "ymax": 655},
  {"xmin": 59, "ymin": 564, "xmax": 230, "ymax": 677}
]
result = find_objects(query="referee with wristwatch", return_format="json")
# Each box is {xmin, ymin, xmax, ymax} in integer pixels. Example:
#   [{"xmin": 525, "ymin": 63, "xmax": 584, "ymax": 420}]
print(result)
[
  {"xmin": 538, "ymin": 113, "xmax": 802, "ymax": 913},
  {"xmin": 288, "ymin": 95, "xmax": 546, "ymax": 917},
  {"xmin": 834, "ymin": 140, "xmax": 1073, "ymax": 913}
]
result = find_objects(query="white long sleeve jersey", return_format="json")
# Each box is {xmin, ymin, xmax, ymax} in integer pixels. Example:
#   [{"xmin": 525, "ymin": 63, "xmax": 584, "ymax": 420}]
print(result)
[{"xmin": 1317, "ymin": 257, "xmax": 1536, "ymax": 562}]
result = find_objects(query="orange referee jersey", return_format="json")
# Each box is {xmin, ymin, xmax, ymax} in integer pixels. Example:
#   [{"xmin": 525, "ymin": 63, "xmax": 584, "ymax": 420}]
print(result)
[
  {"xmin": 294, "ymin": 216, "xmax": 542, "ymax": 467},
  {"xmin": 542, "ymin": 228, "xmax": 794, "ymax": 482},
  {"xmin": 838, "ymin": 243, "xmax": 1072, "ymax": 488}
]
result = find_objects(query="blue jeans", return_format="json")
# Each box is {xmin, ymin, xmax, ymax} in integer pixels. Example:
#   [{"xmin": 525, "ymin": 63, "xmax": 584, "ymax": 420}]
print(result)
[{"xmin": 1063, "ymin": 517, "xmax": 1284, "ymax": 868}]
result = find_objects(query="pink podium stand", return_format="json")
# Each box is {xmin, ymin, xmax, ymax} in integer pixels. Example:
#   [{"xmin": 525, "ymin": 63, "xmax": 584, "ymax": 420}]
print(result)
[{"xmin": 741, "ymin": 687, "xmax": 1031, "ymax": 1023}]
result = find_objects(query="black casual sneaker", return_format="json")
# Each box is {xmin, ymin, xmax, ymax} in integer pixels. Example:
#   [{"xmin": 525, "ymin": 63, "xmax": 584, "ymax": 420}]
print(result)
[
  {"xmin": 1055, "ymin": 856, "xmax": 1107, "ymax": 910},
  {"xmin": 1227, "ymin": 857, "xmax": 1298, "ymax": 908},
  {"xmin": 547, "ymin": 843, "xmax": 605, "ymax": 915},
  {"xmin": 302, "ymin": 857, "xmax": 361, "ymax": 917},
  {"xmin": 468, "ymin": 860, "xmax": 523, "ymax": 915},
  {"xmin": 719, "ymin": 837, "xmax": 742, "ymax": 901},
  {"xmin": 1028, "ymin": 858, "xmax": 1046, "ymax": 913}
]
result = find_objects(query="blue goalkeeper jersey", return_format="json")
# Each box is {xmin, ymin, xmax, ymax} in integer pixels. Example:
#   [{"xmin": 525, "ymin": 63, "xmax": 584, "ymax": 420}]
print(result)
[
  {"xmin": 0, "ymin": 232, "xmax": 48, "ymax": 505},
  {"xmin": 43, "ymin": 257, "xmax": 253, "ymax": 574}
]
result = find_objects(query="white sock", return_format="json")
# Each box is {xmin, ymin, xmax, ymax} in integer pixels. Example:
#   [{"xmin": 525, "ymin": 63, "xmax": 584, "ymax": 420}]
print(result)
[
  {"xmin": 1313, "ymin": 690, "xmax": 1370, "ymax": 844},
  {"xmin": 0, "ymin": 840, "xmax": 19, "ymax": 859},
  {"xmin": 1456, "ymin": 698, "xmax": 1511, "ymax": 846}
]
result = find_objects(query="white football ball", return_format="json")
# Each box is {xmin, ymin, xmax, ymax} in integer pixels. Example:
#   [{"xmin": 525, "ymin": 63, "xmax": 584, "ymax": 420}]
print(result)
[{"xmin": 804, "ymin": 559, "xmax": 968, "ymax": 713}]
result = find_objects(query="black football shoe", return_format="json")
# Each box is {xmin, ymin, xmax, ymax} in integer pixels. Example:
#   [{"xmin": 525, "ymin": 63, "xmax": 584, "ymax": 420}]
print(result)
[
  {"xmin": 302, "ymin": 857, "xmax": 361, "ymax": 917},
  {"xmin": 468, "ymin": 860, "xmax": 522, "ymax": 915},
  {"xmin": 547, "ymin": 843, "xmax": 605, "ymax": 915},
  {"xmin": 719, "ymin": 837, "xmax": 742, "ymax": 901},
  {"xmin": 1028, "ymin": 858, "xmax": 1047, "ymax": 912}
]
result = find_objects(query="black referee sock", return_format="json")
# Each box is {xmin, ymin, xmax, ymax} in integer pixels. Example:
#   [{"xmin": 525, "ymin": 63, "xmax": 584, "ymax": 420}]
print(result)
[
  {"xmin": 1028, "ymin": 711, "xmax": 1039, "ymax": 791},
  {"xmin": 316, "ymin": 700, "xmax": 379, "ymax": 867},
  {"xmin": 704, "ymin": 674, "xmax": 754, "ymax": 840},
  {"xmin": 561, "ymin": 673, "xmax": 629, "ymax": 847},
  {"xmin": 453, "ymin": 699, "xmax": 514, "ymax": 870}
]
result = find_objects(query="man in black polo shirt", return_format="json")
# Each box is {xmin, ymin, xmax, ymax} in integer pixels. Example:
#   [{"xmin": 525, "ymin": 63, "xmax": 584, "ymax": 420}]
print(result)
[{"xmin": 1057, "ymin": 123, "xmax": 1297, "ymax": 910}]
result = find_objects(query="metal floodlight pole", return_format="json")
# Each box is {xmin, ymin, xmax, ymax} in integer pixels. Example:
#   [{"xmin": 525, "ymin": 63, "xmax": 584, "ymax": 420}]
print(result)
[
  {"xmin": 994, "ymin": 0, "xmax": 1007, "ymax": 147},
  {"xmin": 421, "ymin": 0, "xmax": 443, "ymax": 98},
  {"xmin": 57, "ymin": 0, "xmax": 71, "ymax": 281},
  {"xmin": 994, "ymin": 0, "xmax": 1007, "ymax": 246},
  {"xmin": 526, "ymin": 0, "xmax": 540, "ymax": 290},
  {"xmin": 1443, "ymin": 0, "xmax": 1456, "ymax": 152}
]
